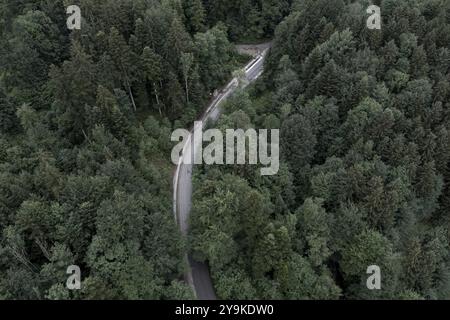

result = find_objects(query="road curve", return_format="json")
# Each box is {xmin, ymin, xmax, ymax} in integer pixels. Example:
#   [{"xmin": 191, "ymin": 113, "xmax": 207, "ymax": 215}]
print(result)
[{"xmin": 173, "ymin": 48, "xmax": 270, "ymax": 300}]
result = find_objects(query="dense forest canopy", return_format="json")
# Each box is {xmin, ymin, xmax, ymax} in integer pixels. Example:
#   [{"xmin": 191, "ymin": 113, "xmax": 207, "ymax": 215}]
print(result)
[
  {"xmin": 190, "ymin": 0, "xmax": 450, "ymax": 299},
  {"xmin": 202, "ymin": 0, "xmax": 293, "ymax": 41},
  {"xmin": 0, "ymin": 0, "xmax": 250, "ymax": 299},
  {"xmin": 0, "ymin": 0, "xmax": 449, "ymax": 301}
]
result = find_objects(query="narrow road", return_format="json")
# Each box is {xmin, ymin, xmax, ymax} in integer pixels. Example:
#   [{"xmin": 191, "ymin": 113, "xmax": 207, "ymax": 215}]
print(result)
[{"xmin": 173, "ymin": 47, "xmax": 270, "ymax": 300}]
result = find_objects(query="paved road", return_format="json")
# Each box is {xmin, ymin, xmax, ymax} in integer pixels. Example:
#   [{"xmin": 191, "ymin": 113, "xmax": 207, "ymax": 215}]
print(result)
[
  {"xmin": 173, "ymin": 48, "xmax": 269, "ymax": 300},
  {"xmin": 236, "ymin": 42, "xmax": 272, "ymax": 57}
]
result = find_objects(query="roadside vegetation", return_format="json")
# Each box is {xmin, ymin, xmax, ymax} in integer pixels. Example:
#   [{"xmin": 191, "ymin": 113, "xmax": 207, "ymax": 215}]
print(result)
[
  {"xmin": 0, "ymin": 0, "xmax": 247, "ymax": 299},
  {"xmin": 1, "ymin": 0, "xmax": 448, "ymax": 301},
  {"xmin": 191, "ymin": 0, "xmax": 450, "ymax": 299}
]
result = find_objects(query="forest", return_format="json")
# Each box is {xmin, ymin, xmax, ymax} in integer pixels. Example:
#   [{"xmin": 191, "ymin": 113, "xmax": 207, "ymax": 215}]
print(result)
[
  {"xmin": 0, "ymin": 0, "xmax": 257, "ymax": 299},
  {"xmin": 0, "ymin": 0, "xmax": 449, "ymax": 300},
  {"xmin": 190, "ymin": 0, "xmax": 450, "ymax": 299}
]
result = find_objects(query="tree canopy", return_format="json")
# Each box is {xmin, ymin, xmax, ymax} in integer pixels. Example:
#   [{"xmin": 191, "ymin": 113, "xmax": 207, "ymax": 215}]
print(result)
[{"xmin": 191, "ymin": 0, "xmax": 450, "ymax": 300}]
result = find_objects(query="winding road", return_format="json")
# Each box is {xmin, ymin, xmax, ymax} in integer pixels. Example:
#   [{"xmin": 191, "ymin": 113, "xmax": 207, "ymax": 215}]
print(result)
[{"xmin": 173, "ymin": 45, "xmax": 270, "ymax": 300}]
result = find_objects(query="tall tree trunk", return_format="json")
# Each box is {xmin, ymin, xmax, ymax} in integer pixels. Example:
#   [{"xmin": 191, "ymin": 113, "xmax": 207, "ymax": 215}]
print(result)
[
  {"xmin": 184, "ymin": 76, "xmax": 189, "ymax": 103},
  {"xmin": 121, "ymin": 63, "xmax": 137, "ymax": 111},
  {"xmin": 153, "ymin": 83, "xmax": 162, "ymax": 116},
  {"xmin": 126, "ymin": 79, "xmax": 137, "ymax": 112}
]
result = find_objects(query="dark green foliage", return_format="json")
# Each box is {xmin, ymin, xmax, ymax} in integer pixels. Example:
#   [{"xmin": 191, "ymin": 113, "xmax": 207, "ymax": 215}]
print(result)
[
  {"xmin": 1, "ymin": 0, "xmax": 449, "ymax": 301},
  {"xmin": 0, "ymin": 0, "xmax": 245, "ymax": 300},
  {"xmin": 202, "ymin": 0, "xmax": 292, "ymax": 41},
  {"xmin": 191, "ymin": 0, "xmax": 450, "ymax": 299}
]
